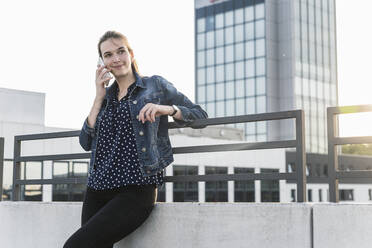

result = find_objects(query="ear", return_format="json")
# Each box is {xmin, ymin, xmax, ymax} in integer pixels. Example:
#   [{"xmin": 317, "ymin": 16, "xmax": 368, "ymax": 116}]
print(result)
[{"xmin": 129, "ymin": 50, "xmax": 134, "ymax": 60}]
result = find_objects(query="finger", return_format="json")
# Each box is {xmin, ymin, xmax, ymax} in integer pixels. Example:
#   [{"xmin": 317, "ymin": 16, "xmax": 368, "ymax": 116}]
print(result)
[
  {"xmin": 98, "ymin": 68, "xmax": 111, "ymax": 82},
  {"xmin": 150, "ymin": 106, "xmax": 157, "ymax": 122},
  {"xmin": 144, "ymin": 105, "xmax": 153, "ymax": 122},
  {"xmin": 139, "ymin": 104, "xmax": 151, "ymax": 123}
]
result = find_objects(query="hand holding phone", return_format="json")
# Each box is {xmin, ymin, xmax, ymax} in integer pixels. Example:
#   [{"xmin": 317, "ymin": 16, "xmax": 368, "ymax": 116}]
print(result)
[{"xmin": 97, "ymin": 57, "xmax": 113, "ymax": 86}]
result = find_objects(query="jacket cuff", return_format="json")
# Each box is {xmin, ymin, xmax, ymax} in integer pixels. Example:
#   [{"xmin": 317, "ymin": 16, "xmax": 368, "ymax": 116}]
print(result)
[
  {"xmin": 172, "ymin": 105, "xmax": 192, "ymax": 127},
  {"xmin": 82, "ymin": 117, "xmax": 95, "ymax": 137}
]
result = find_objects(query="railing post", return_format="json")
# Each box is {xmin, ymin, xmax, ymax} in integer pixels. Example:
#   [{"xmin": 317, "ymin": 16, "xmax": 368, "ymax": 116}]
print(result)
[
  {"xmin": 0, "ymin": 137, "xmax": 4, "ymax": 201},
  {"xmin": 12, "ymin": 137, "xmax": 21, "ymax": 201},
  {"xmin": 327, "ymin": 107, "xmax": 339, "ymax": 202},
  {"xmin": 295, "ymin": 110, "xmax": 306, "ymax": 202}
]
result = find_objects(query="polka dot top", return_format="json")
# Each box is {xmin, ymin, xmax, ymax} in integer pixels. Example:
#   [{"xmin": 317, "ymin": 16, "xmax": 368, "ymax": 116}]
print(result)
[{"xmin": 87, "ymin": 82, "xmax": 164, "ymax": 190}]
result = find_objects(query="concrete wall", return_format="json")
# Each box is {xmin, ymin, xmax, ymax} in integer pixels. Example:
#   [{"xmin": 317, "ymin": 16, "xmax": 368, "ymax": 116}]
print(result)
[{"xmin": 0, "ymin": 202, "xmax": 312, "ymax": 248}]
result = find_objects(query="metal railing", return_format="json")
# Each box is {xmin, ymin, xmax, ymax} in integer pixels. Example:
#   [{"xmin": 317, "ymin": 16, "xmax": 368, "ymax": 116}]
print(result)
[
  {"xmin": 327, "ymin": 104, "xmax": 372, "ymax": 202},
  {"xmin": 12, "ymin": 110, "xmax": 307, "ymax": 202},
  {"xmin": 0, "ymin": 137, "xmax": 4, "ymax": 201}
]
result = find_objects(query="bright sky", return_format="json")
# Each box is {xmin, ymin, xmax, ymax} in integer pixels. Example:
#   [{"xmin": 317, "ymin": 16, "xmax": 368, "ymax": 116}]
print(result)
[{"xmin": 0, "ymin": 0, "xmax": 371, "ymax": 137}]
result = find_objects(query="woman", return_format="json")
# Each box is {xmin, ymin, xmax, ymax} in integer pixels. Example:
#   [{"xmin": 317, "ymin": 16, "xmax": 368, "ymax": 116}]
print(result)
[{"xmin": 63, "ymin": 31, "xmax": 208, "ymax": 248}]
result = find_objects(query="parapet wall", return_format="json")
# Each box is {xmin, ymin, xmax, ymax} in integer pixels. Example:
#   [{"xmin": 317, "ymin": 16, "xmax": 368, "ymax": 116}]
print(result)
[{"xmin": 0, "ymin": 202, "xmax": 371, "ymax": 248}]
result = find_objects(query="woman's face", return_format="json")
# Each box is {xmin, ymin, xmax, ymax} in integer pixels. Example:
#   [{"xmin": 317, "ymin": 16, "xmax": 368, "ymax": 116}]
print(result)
[{"xmin": 100, "ymin": 38, "xmax": 134, "ymax": 78}]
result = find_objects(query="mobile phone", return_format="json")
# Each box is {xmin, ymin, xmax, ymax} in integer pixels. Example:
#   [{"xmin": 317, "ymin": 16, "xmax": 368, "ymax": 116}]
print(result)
[{"xmin": 97, "ymin": 57, "xmax": 112, "ymax": 81}]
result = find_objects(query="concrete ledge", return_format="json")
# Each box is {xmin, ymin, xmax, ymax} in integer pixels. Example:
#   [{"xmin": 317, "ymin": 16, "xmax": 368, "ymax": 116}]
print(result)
[
  {"xmin": 0, "ymin": 202, "xmax": 312, "ymax": 248},
  {"xmin": 313, "ymin": 203, "xmax": 372, "ymax": 248}
]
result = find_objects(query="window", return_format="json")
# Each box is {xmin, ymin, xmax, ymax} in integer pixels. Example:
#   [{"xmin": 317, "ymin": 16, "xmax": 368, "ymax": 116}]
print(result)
[
  {"xmin": 339, "ymin": 189, "xmax": 354, "ymax": 201},
  {"xmin": 291, "ymin": 189, "xmax": 296, "ymax": 202},
  {"xmin": 197, "ymin": 86, "xmax": 205, "ymax": 102},
  {"xmin": 205, "ymin": 167, "xmax": 228, "ymax": 202},
  {"xmin": 255, "ymin": 20, "xmax": 265, "ymax": 38},
  {"xmin": 245, "ymin": 59, "xmax": 255, "ymax": 78},
  {"xmin": 234, "ymin": 168, "xmax": 255, "ymax": 202},
  {"xmin": 173, "ymin": 166, "xmax": 198, "ymax": 202},
  {"xmin": 197, "ymin": 33, "xmax": 205, "ymax": 50},
  {"xmin": 197, "ymin": 18, "xmax": 205, "ymax": 33},
  {"xmin": 245, "ymin": 22, "xmax": 254, "ymax": 40},
  {"xmin": 308, "ymin": 189, "xmax": 313, "ymax": 202},
  {"xmin": 206, "ymin": 84, "xmax": 215, "ymax": 101},
  {"xmin": 319, "ymin": 189, "xmax": 323, "ymax": 202},
  {"xmin": 261, "ymin": 168, "xmax": 280, "ymax": 202},
  {"xmin": 245, "ymin": 41, "xmax": 255, "ymax": 59}
]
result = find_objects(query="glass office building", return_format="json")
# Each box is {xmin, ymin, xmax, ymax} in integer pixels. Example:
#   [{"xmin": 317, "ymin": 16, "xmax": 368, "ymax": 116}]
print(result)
[{"xmin": 195, "ymin": 0, "xmax": 338, "ymax": 153}]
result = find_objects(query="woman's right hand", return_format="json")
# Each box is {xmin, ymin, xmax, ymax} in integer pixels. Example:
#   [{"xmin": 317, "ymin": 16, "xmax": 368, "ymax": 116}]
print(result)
[{"xmin": 95, "ymin": 65, "xmax": 113, "ymax": 101}]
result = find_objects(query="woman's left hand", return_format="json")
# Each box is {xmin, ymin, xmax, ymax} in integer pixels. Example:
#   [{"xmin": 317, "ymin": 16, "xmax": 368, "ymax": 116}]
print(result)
[{"xmin": 138, "ymin": 104, "xmax": 173, "ymax": 123}]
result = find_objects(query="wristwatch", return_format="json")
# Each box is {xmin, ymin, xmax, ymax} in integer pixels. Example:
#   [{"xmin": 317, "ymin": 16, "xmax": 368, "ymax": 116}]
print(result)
[{"xmin": 169, "ymin": 105, "xmax": 180, "ymax": 116}]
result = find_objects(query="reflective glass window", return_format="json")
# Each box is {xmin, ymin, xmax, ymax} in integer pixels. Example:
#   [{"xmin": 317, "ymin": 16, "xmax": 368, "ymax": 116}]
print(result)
[
  {"xmin": 216, "ymin": 47, "xmax": 224, "ymax": 64},
  {"xmin": 225, "ymin": 10, "xmax": 234, "ymax": 26},
  {"xmin": 216, "ymin": 83, "xmax": 225, "ymax": 100},
  {"xmin": 226, "ymin": 81, "xmax": 235, "ymax": 99},
  {"xmin": 216, "ymin": 13, "xmax": 224, "ymax": 29},
  {"xmin": 206, "ymin": 15, "xmax": 215, "ymax": 31},
  {"xmin": 207, "ymin": 67, "xmax": 215, "ymax": 83},
  {"xmin": 255, "ymin": 20, "xmax": 265, "ymax": 38},
  {"xmin": 255, "ymin": 3, "xmax": 265, "ymax": 19},
  {"xmin": 235, "ymin": 42, "xmax": 244, "ymax": 61},
  {"xmin": 245, "ymin": 22, "xmax": 254, "ymax": 40},
  {"xmin": 206, "ymin": 31, "xmax": 215, "ymax": 48},
  {"xmin": 256, "ymin": 39, "xmax": 265, "ymax": 57},
  {"xmin": 216, "ymin": 101, "xmax": 225, "ymax": 117},
  {"xmin": 225, "ymin": 26, "xmax": 234, "ymax": 44},
  {"xmin": 246, "ymin": 59, "xmax": 255, "ymax": 78},
  {"xmin": 216, "ymin": 65, "xmax": 224, "ymax": 82},
  {"xmin": 246, "ymin": 122, "xmax": 256, "ymax": 135},
  {"xmin": 226, "ymin": 100, "xmax": 235, "ymax": 115},
  {"xmin": 225, "ymin": 45, "xmax": 234, "ymax": 63},
  {"xmin": 246, "ymin": 97, "xmax": 255, "ymax": 114},
  {"xmin": 235, "ymin": 24, "xmax": 244, "ymax": 43},
  {"xmin": 225, "ymin": 63, "xmax": 234, "ymax": 81},
  {"xmin": 256, "ymin": 58, "xmax": 265, "ymax": 76},
  {"xmin": 206, "ymin": 84, "xmax": 215, "ymax": 101},
  {"xmin": 245, "ymin": 59, "xmax": 255, "ymax": 77},
  {"xmin": 245, "ymin": 6, "xmax": 254, "ymax": 22},
  {"xmin": 197, "ymin": 33, "xmax": 205, "ymax": 50},
  {"xmin": 197, "ymin": 86, "xmax": 205, "ymax": 102},
  {"xmin": 197, "ymin": 51, "xmax": 205, "ymax": 67},
  {"xmin": 257, "ymin": 96, "xmax": 266, "ymax": 113},
  {"xmin": 197, "ymin": 69, "xmax": 205, "ymax": 85},
  {"xmin": 256, "ymin": 77, "xmax": 266, "ymax": 95},
  {"xmin": 197, "ymin": 18, "xmax": 205, "ymax": 33},
  {"xmin": 216, "ymin": 29, "xmax": 224, "ymax": 46},
  {"xmin": 235, "ymin": 8, "xmax": 244, "ymax": 24},
  {"xmin": 236, "ymin": 98, "xmax": 245, "ymax": 115},
  {"xmin": 206, "ymin": 102, "xmax": 215, "ymax": 118},
  {"xmin": 206, "ymin": 49, "xmax": 215, "ymax": 66},
  {"xmin": 236, "ymin": 80, "xmax": 245, "ymax": 98},
  {"xmin": 257, "ymin": 121, "xmax": 266, "ymax": 133},
  {"xmin": 246, "ymin": 78, "xmax": 255, "ymax": 97},
  {"xmin": 235, "ymin": 61, "xmax": 244, "ymax": 79},
  {"xmin": 245, "ymin": 40, "xmax": 254, "ymax": 59}
]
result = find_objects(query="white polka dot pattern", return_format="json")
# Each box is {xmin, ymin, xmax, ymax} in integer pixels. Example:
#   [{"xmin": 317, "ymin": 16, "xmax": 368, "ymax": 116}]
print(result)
[{"xmin": 87, "ymin": 84, "xmax": 164, "ymax": 190}]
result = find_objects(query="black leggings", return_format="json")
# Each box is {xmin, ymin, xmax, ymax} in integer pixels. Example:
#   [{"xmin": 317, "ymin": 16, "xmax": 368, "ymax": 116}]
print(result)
[{"xmin": 63, "ymin": 184, "xmax": 157, "ymax": 248}]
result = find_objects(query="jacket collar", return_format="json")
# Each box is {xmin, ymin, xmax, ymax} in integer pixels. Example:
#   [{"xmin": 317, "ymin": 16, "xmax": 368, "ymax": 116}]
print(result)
[{"xmin": 105, "ymin": 70, "xmax": 145, "ymax": 100}]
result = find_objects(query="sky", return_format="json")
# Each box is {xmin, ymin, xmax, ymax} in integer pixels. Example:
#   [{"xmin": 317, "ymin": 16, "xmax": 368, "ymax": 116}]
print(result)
[{"xmin": 0, "ymin": 0, "xmax": 372, "ymax": 137}]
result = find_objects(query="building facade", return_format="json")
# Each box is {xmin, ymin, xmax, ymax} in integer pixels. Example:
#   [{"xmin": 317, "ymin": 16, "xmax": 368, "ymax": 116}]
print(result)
[{"xmin": 194, "ymin": 0, "xmax": 338, "ymax": 153}]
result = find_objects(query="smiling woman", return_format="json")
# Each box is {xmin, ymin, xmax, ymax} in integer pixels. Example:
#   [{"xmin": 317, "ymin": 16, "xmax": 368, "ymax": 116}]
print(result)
[{"xmin": 62, "ymin": 30, "xmax": 208, "ymax": 248}]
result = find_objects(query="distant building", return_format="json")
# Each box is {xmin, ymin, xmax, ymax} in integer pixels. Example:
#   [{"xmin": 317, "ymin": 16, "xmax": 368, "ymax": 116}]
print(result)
[{"xmin": 194, "ymin": 0, "xmax": 338, "ymax": 153}]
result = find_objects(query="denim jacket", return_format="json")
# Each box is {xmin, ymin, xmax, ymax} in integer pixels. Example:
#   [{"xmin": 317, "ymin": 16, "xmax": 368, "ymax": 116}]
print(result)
[{"xmin": 79, "ymin": 72, "xmax": 208, "ymax": 177}]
